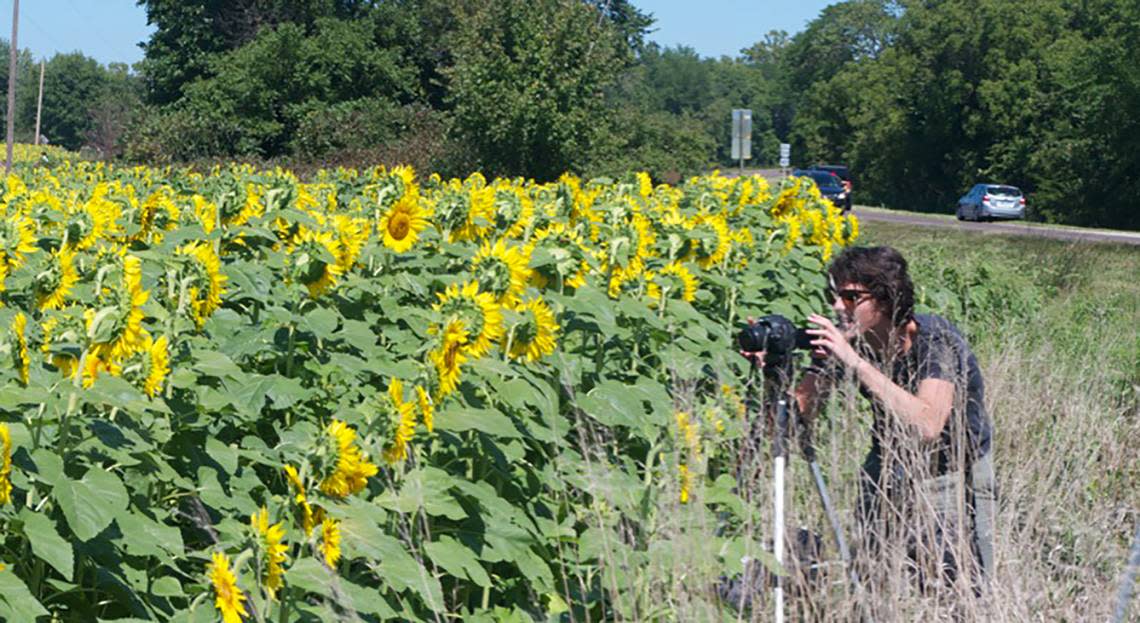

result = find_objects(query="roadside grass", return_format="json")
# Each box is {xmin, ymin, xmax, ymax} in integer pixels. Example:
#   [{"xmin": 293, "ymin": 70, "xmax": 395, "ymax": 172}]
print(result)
[
  {"xmin": 821, "ymin": 219, "xmax": 1140, "ymax": 620},
  {"xmin": 854, "ymin": 204, "xmax": 1140, "ymax": 239},
  {"xmin": 581, "ymin": 218, "xmax": 1139, "ymax": 621}
]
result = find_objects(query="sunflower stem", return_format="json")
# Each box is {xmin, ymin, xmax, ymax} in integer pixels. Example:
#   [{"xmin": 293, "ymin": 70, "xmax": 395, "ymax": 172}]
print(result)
[{"xmin": 58, "ymin": 349, "xmax": 88, "ymax": 456}]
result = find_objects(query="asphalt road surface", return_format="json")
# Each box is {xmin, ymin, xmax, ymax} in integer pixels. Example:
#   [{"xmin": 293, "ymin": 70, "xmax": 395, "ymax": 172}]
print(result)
[{"xmin": 854, "ymin": 207, "xmax": 1140, "ymax": 247}]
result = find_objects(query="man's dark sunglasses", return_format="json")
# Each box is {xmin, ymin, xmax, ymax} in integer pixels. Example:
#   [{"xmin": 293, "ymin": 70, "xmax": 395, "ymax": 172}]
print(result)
[{"xmin": 830, "ymin": 288, "xmax": 873, "ymax": 304}]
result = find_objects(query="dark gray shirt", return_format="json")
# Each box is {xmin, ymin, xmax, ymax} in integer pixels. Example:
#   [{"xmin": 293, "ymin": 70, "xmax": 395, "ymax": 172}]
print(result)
[{"xmin": 857, "ymin": 314, "xmax": 992, "ymax": 483}]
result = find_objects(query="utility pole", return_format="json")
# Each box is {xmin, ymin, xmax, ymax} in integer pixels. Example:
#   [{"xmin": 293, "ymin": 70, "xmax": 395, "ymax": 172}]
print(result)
[
  {"xmin": 34, "ymin": 58, "xmax": 42, "ymax": 145},
  {"xmin": 5, "ymin": 0, "xmax": 18, "ymax": 173}
]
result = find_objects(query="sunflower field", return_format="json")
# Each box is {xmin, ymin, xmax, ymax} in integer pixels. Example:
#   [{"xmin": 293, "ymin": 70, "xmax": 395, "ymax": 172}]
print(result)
[{"xmin": 0, "ymin": 153, "xmax": 857, "ymax": 621}]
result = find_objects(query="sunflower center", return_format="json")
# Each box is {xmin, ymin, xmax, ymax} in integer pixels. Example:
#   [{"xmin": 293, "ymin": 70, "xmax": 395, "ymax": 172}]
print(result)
[{"xmin": 388, "ymin": 212, "xmax": 411, "ymax": 240}]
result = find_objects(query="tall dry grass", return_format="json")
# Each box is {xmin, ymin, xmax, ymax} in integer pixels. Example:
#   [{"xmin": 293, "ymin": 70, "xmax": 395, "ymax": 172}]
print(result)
[{"xmin": 568, "ymin": 232, "xmax": 1139, "ymax": 621}]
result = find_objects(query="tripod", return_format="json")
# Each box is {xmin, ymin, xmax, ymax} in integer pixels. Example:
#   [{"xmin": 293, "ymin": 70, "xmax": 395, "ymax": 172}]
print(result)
[{"xmin": 743, "ymin": 355, "xmax": 862, "ymax": 623}]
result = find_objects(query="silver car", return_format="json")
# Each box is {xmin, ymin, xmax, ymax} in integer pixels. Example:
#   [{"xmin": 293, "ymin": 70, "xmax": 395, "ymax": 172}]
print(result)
[{"xmin": 956, "ymin": 184, "xmax": 1026, "ymax": 221}]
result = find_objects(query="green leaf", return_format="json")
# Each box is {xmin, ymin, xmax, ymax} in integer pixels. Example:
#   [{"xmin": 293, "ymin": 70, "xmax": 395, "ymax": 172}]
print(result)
[
  {"xmin": 151, "ymin": 576, "xmax": 184, "ymax": 597},
  {"xmin": 29, "ymin": 448, "xmax": 64, "ymax": 486},
  {"xmin": 425, "ymin": 536, "xmax": 492, "ymax": 588},
  {"xmin": 55, "ymin": 468, "xmax": 129, "ymax": 542},
  {"xmin": 192, "ymin": 349, "xmax": 245, "ymax": 379},
  {"xmin": 287, "ymin": 557, "xmax": 336, "ymax": 594},
  {"xmin": 222, "ymin": 374, "xmax": 280, "ymax": 417},
  {"xmin": 20, "ymin": 509, "xmax": 75, "ymax": 581},
  {"xmin": 0, "ymin": 571, "xmax": 49, "ymax": 620},
  {"xmin": 434, "ymin": 407, "xmax": 522, "ymax": 439},
  {"xmin": 304, "ymin": 306, "xmax": 340, "ymax": 339},
  {"xmin": 376, "ymin": 467, "xmax": 467, "ymax": 520},
  {"xmin": 339, "ymin": 579, "xmax": 397, "ymax": 618},
  {"xmin": 336, "ymin": 522, "xmax": 444, "ymax": 608},
  {"xmin": 115, "ymin": 511, "xmax": 185, "ymax": 559},
  {"xmin": 205, "ymin": 436, "xmax": 239, "ymax": 474},
  {"xmin": 576, "ymin": 380, "xmax": 646, "ymax": 430},
  {"xmin": 265, "ymin": 375, "xmax": 312, "ymax": 409}
]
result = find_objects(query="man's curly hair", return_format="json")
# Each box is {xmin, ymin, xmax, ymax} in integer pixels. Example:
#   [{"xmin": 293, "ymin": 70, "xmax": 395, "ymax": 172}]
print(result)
[{"xmin": 828, "ymin": 246, "xmax": 915, "ymax": 327}]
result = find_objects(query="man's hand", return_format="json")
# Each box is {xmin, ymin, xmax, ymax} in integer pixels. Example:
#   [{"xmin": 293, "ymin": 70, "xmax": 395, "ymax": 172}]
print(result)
[
  {"xmin": 738, "ymin": 349, "xmax": 766, "ymax": 367},
  {"xmin": 805, "ymin": 313, "xmax": 861, "ymax": 368},
  {"xmin": 738, "ymin": 316, "xmax": 766, "ymax": 367}
]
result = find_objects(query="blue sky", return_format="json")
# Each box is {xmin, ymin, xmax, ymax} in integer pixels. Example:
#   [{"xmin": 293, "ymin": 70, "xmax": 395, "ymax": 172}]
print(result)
[
  {"xmin": 639, "ymin": 0, "xmax": 834, "ymax": 58},
  {"xmin": 4, "ymin": 0, "xmax": 833, "ymax": 66}
]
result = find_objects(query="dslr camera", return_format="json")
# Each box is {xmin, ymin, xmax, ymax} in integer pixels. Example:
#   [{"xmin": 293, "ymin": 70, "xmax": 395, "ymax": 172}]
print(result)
[{"xmin": 737, "ymin": 314, "xmax": 813, "ymax": 368}]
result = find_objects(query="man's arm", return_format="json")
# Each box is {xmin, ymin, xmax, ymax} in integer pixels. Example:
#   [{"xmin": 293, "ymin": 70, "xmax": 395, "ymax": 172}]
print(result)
[
  {"xmin": 806, "ymin": 313, "xmax": 954, "ymax": 441},
  {"xmin": 850, "ymin": 360, "xmax": 953, "ymax": 441}
]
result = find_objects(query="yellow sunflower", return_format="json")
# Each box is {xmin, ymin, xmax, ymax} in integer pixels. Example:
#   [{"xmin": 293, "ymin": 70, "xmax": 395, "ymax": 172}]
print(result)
[
  {"xmin": 688, "ymin": 213, "xmax": 732, "ymax": 269},
  {"xmin": 490, "ymin": 182, "xmax": 535, "ymax": 239},
  {"xmin": 525, "ymin": 222, "xmax": 591, "ymax": 291},
  {"xmin": 74, "ymin": 185, "xmax": 121, "ymax": 248},
  {"xmin": 206, "ymin": 552, "xmax": 248, "ymax": 623},
  {"xmin": 382, "ymin": 378, "xmax": 419, "ymax": 465},
  {"xmin": 0, "ymin": 214, "xmax": 38, "ymax": 292},
  {"xmin": 250, "ymin": 507, "xmax": 288, "ymax": 600},
  {"xmin": 0, "ymin": 422, "xmax": 12, "ymax": 505},
  {"xmin": 141, "ymin": 335, "xmax": 170, "ymax": 398},
  {"xmin": 36, "ymin": 247, "xmax": 79, "ymax": 311},
  {"xmin": 647, "ymin": 261, "xmax": 698, "ymax": 305},
  {"xmin": 505, "ymin": 297, "xmax": 559, "ymax": 363},
  {"xmin": 678, "ymin": 463, "xmax": 693, "ymax": 504},
  {"xmin": 332, "ymin": 214, "xmax": 370, "ymax": 270},
  {"xmin": 429, "ymin": 319, "xmax": 468, "ymax": 398},
  {"xmin": 470, "ymin": 239, "xmax": 531, "ymax": 306},
  {"xmin": 320, "ymin": 517, "xmax": 342, "ymax": 568},
  {"xmin": 378, "ymin": 194, "xmax": 429, "ymax": 253},
  {"xmin": 288, "ymin": 227, "xmax": 343, "ymax": 298},
  {"xmin": 436, "ymin": 181, "xmax": 494, "ymax": 243},
  {"xmin": 415, "ymin": 385, "xmax": 434, "ymax": 433},
  {"xmin": 40, "ymin": 316, "xmax": 79, "ymax": 379},
  {"xmin": 432, "ymin": 281, "xmax": 503, "ymax": 359},
  {"xmin": 318, "ymin": 419, "xmax": 378, "ymax": 499},
  {"xmin": 11, "ymin": 313, "xmax": 28, "ymax": 385},
  {"xmin": 177, "ymin": 242, "xmax": 227, "ymax": 328},
  {"xmin": 86, "ymin": 255, "xmax": 149, "ymax": 363},
  {"xmin": 284, "ymin": 464, "xmax": 321, "ymax": 536}
]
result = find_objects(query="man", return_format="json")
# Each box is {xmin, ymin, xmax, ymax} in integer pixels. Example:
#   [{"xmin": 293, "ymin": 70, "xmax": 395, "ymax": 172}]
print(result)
[{"xmin": 745, "ymin": 245, "xmax": 995, "ymax": 594}]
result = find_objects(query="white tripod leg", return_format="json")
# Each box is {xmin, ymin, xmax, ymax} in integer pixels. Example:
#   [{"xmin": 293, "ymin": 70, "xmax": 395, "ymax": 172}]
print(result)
[
  {"xmin": 774, "ymin": 452, "xmax": 786, "ymax": 623},
  {"xmin": 773, "ymin": 398, "xmax": 789, "ymax": 623}
]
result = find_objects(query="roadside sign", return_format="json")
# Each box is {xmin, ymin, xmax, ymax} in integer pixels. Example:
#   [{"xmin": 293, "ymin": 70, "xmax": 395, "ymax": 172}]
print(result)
[
  {"xmin": 779, "ymin": 143, "xmax": 790, "ymax": 168},
  {"xmin": 731, "ymin": 109, "xmax": 752, "ymax": 162}
]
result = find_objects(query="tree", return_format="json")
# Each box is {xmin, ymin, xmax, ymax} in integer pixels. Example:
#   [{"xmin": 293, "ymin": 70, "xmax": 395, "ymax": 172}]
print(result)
[
  {"xmin": 30, "ymin": 53, "xmax": 109, "ymax": 150},
  {"xmin": 443, "ymin": 0, "xmax": 628, "ymax": 180},
  {"xmin": 136, "ymin": 0, "xmax": 375, "ymax": 104},
  {"xmin": 86, "ymin": 64, "xmax": 143, "ymax": 159}
]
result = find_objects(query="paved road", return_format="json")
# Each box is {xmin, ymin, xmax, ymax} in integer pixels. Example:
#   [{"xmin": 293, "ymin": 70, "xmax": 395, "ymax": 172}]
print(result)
[{"xmin": 854, "ymin": 207, "xmax": 1140, "ymax": 247}]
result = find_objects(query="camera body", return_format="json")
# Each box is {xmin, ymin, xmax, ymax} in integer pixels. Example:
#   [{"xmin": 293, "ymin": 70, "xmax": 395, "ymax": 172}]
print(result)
[{"xmin": 737, "ymin": 314, "xmax": 813, "ymax": 367}]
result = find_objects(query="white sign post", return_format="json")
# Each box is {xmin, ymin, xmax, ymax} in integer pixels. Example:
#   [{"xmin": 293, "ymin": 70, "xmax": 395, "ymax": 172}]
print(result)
[
  {"xmin": 731, "ymin": 109, "xmax": 752, "ymax": 174},
  {"xmin": 779, "ymin": 142, "xmax": 791, "ymax": 175}
]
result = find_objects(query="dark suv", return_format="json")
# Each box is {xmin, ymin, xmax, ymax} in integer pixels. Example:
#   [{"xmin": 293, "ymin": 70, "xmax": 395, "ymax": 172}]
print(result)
[
  {"xmin": 810, "ymin": 164, "xmax": 852, "ymax": 195},
  {"xmin": 793, "ymin": 169, "xmax": 852, "ymax": 213}
]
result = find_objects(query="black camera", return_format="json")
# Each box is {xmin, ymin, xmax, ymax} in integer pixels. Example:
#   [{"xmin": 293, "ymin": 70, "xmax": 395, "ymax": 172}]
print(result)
[{"xmin": 737, "ymin": 315, "xmax": 813, "ymax": 366}]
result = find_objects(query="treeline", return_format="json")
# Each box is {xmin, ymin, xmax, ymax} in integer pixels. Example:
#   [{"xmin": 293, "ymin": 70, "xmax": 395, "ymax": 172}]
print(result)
[{"xmin": 2, "ymin": 0, "xmax": 1137, "ymax": 229}]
